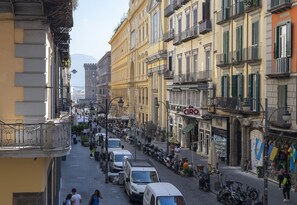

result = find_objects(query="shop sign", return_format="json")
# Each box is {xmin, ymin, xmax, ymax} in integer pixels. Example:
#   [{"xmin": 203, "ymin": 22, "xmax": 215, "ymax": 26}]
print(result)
[{"xmin": 183, "ymin": 105, "xmax": 199, "ymax": 115}]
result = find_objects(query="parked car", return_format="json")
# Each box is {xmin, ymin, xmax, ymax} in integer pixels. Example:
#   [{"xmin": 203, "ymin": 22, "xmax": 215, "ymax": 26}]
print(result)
[{"xmin": 109, "ymin": 149, "xmax": 132, "ymax": 172}]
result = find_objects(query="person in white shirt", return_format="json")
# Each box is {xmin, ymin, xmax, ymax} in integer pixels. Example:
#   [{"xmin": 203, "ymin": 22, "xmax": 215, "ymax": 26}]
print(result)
[{"xmin": 71, "ymin": 188, "xmax": 82, "ymax": 205}]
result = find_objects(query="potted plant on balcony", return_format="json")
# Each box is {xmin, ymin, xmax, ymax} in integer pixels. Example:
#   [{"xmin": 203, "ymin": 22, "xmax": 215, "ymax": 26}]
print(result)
[{"xmin": 243, "ymin": 0, "xmax": 257, "ymax": 7}]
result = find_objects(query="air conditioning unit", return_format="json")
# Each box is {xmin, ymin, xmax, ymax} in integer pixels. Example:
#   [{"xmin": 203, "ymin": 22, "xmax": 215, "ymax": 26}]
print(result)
[{"xmin": 208, "ymin": 106, "xmax": 215, "ymax": 113}]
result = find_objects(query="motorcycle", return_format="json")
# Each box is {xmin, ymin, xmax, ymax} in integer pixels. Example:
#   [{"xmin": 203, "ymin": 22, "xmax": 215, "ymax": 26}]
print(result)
[{"xmin": 198, "ymin": 171, "xmax": 210, "ymax": 192}]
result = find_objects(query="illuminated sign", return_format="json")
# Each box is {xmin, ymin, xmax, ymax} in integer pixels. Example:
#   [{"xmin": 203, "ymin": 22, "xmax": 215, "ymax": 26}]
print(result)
[{"xmin": 183, "ymin": 105, "xmax": 199, "ymax": 115}]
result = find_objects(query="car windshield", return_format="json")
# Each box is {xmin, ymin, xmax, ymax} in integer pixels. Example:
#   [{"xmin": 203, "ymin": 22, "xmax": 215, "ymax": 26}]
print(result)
[
  {"xmin": 156, "ymin": 196, "xmax": 186, "ymax": 205},
  {"xmin": 131, "ymin": 171, "xmax": 158, "ymax": 183},
  {"xmin": 115, "ymin": 154, "xmax": 130, "ymax": 162},
  {"xmin": 108, "ymin": 140, "xmax": 121, "ymax": 148}
]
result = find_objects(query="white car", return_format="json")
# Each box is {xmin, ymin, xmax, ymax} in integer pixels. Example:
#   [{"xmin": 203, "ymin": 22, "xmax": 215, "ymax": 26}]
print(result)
[{"xmin": 109, "ymin": 149, "xmax": 132, "ymax": 172}]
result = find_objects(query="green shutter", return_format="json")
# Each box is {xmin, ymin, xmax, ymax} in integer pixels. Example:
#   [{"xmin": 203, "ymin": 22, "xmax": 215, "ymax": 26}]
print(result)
[
  {"xmin": 227, "ymin": 31, "xmax": 229, "ymax": 63},
  {"xmin": 227, "ymin": 75, "xmax": 230, "ymax": 97},
  {"xmin": 248, "ymin": 74, "xmax": 253, "ymax": 98},
  {"xmin": 255, "ymin": 73, "xmax": 260, "ymax": 112},
  {"xmin": 238, "ymin": 74, "xmax": 244, "ymax": 100},
  {"xmin": 221, "ymin": 76, "xmax": 224, "ymax": 97},
  {"xmin": 274, "ymin": 27, "xmax": 279, "ymax": 59},
  {"xmin": 286, "ymin": 22, "xmax": 292, "ymax": 57},
  {"xmin": 232, "ymin": 75, "xmax": 238, "ymax": 97}
]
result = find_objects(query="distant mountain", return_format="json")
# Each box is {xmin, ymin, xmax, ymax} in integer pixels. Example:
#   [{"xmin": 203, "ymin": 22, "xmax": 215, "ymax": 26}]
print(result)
[{"xmin": 70, "ymin": 54, "xmax": 98, "ymax": 88}]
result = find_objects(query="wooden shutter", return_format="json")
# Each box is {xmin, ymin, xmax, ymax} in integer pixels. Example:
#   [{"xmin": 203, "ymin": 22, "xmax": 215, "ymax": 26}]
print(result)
[
  {"xmin": 232, "ymin": 75, "xmax": 238, "ymax": 97},
  {"xmin": 286, "ymin": 21, "xmax": 292, "ymax": 57},
  {"xmin": 202, "ymin": 2, "xmax": 206, "ymax": 21},
  {"xmin": 227, "ymin": 75, "xmax": 230, "ymax": 97},
  {"xmin": 206, "ymin": 0, "xmax": 210, "ymax": 20},
  {"xmin": 238, "ymin": 74, "xmax": 244, "ymax": 100},
  {"xmin": 274, "ymin": 27, "xmax": 279, "ymax": 59},
  {"xmin": 255, "ymin": 73, "xmax": 260, "ymax": 112},
  {"xmin": 221, "ymin": 76, "xmax": 224, "ymax": 97},
  {"xmin": 248, "ymin": 74, "xmax": 253, "ymax": 98}
]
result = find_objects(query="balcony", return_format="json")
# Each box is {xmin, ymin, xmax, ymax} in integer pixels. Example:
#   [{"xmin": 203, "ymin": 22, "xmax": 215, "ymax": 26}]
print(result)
[
  {"xmin": 0, "ymin": 119, "xmax": 71, "ymax": 158},
  {"xmin": 173, "ymin": 74, "xmax": 185, "ymax": 83},
  {"xmin": 181, "ymin": 0, "xmax": 190, "ymax": 5},
  {"xmin": 266, "ymin": 57, "xmax": 292, "ymax": 78},
  {"xmin": 163, "ymin": 29, "xmax": 175, "ymax": 42},
  {"xmin": 216, "ymin": 7, "xmax": 231, "ymax": 25},
  {"xmin": 199, "ymin": 19, "xmax": 212, "ymax": 34},
  {"xmin": 164, "ymin": 69, "xmax": 174, "ymax": 79},
  {"xmin": 196, "ymin": 70, "xmax": 212, "ymax": 81},
  {"xmin": 173, "ymin": 33, "xmax": 182, "ymax": 45},
  {"xmin": 268, "ymin": 0, "xmax": 291, "ymax": 13},
  {"xmin": 180, "ymin": 25, "xmax": 198, "ymax": 42},
  {"xmin": 231, "ymin": 1, "xmax": 245, "ymax": 18},
  {"xmin": 174, "ymin": 0, "xmax": 182, "ymax": 10},
  {"xmin": 216, "ymin": 97, "xmax": 260, "ymax": 114},
  {"xmin": 216, "ymin": 52, "xmax": 231, "ymax": 67},
  {"xmin": 242, "ymin": 0, "xmax": 261, "ymax": 13},
  {"xmin": 246, "ymin": 45, "xmax": 261, "ymax": 63},
  {"xmin": 231, "ymin": 48, "xmax": 247, "ymax": 65},
  {"xmin": 164, "ymin": 3, "xmax": 174, "ymax": 17}
]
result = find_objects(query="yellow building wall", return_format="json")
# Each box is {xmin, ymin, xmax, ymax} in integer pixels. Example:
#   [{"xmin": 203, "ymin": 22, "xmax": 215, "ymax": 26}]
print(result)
[
  {"xmin": 0, "ymin": 158, "xmax": 51, "ymax": 205},
  {"xmin": 0, "ymin": 13, "xmax": 24, "ymax": 122}
]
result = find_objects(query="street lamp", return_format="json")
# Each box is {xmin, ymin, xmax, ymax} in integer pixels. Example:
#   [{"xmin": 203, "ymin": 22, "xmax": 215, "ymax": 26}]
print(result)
[
  {"xmin": 155, "ymin": 100, "xmax": 170, "ymax": 155},
  {"xmin": 242, "ymin": 98, "xmax": 291, "ymax": 205},
  {"xmin": 98, "ymin": 96, "xmax": 124, "ymax": 184}
]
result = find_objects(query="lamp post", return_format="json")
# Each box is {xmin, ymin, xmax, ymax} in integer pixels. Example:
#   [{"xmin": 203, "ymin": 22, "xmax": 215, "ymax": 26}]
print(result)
[
  {"xmin": 155, "ymin": 100, "xmax": 170, "ymax": 155},
  {"xmin": 98, "ymin": 97, "xmax": 124, "ymax": 184},
  {"xmin": 242, "ymin": 98, "xmax": 291, "ymax": 205}
]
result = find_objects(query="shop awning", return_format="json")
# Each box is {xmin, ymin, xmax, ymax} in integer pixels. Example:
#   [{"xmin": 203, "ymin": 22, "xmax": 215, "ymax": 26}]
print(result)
[{"xmin": 182, "ymin": 123, "xmax": 195, "ymax": 134}]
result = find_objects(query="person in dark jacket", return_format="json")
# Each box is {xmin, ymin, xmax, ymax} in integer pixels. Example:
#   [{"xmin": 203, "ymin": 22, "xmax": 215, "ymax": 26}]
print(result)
[{"xmin": 282, "ymin": 173, "xmax": 292, "ymax": 202}]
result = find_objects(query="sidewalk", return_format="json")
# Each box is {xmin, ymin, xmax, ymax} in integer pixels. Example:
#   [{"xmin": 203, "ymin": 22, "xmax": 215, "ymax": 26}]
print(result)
[{"xmin": 142, "ymin": 137, "xmax": 297, "ymax": 204}]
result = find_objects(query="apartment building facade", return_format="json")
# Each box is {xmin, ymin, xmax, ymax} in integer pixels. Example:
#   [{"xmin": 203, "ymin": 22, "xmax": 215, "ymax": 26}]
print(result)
[
  {"xmin": 0, "ymin": 1, "xmax": 73, "ymax": 204},
  {"xmin": 96, "ymin": 51, "xmax": 111, "ymax": 105}
]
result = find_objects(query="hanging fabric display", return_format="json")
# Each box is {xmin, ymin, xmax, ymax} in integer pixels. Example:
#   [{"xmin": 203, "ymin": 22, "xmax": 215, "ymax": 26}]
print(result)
[
  {"xmin": 268, "ymin": 144, "xmax": 273, "ymax": 159},
  {"xmin": 270, "ymin": 147, "xmax": 278, "ymax": 161},
  {"xmin": 256, "ymin": 142, "xmax": 264, "ymax": 161}
]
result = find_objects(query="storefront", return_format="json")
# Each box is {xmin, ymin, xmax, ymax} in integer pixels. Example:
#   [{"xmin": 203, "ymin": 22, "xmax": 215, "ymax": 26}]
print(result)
[{"xmin": 211, "ymin": 117, "xmax": 230, "ymax": 164}]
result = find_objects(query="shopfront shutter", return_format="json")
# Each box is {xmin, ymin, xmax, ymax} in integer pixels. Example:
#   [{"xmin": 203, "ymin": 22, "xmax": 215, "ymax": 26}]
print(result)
[{"xmin": 286, "ymin": 21, "xmax": 292, "ymax": 57}]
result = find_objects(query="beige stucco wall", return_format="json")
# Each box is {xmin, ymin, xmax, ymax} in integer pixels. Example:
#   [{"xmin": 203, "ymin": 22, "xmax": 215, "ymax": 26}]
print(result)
[
  {"xmin": 0, "ymin": 13, "xmax": 24, "ymax": 123},
  {"xmin": 0, "ymin": 158, "xmax": 51, "ymax": 205}
]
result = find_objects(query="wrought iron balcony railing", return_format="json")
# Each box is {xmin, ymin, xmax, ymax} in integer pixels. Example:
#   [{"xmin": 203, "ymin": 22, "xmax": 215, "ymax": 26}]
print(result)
[
  {"xmin": 173, "ymin": 33, "xmax": 182, "ymax": 45},
  {"xmin": 174, "ymin": 0, "xmax": 182, "ymax": 10},
  {"xmin": 164, "ymin": 3, "xmax": 174, "ymax": 17},
  {"xmin": 216, "ymin": 97, "xmax": 260, "ymax": 114},
  {"xmin": 173, "ymin": 74, "xmax": 185, "ymax": 83},
  {"xmin": 180, "ymin": 25, "xmax": 199, "ymax": 42},
  {"xmin": 216, "ymin": 7, "xmax": 231, "ymax": 25},
  {"xmin": 216, "ymin": 52, "xmax": 232, "ymax": 67},
  {"xmin": 199, "ymin": 19, "xmax": 212, "ymax": 34},
  {"xmin": 164, "ymin": 69, "xmax": 174, "ymax": 79},
  {"xmin": 268, "ymin": 0, "xmax": 291, "ymax": 13},
  {"xmin": 231, "ymin": 48, "xmax": 247, "ymax": 65},
  {"xmin": 246, "ymin": 45, "xmax": 262, "ymax": 62},
  {"xmin": 163, "ymin": 29, "xmax": 175, "ymax": 42},
  {"xmin": 0, "ymin": 119, "xmax": 71, "ymax": 157},
  {"xmin": 181, "ymin": 0, "xmax": 190, "ymax": 5},
  {"xmin": 266, "ymin": 57, "xmax": 293, "ymax": 78},
  {"xmin": 231, "ymin": 0, "xmax": 245, "ymax": 18}
]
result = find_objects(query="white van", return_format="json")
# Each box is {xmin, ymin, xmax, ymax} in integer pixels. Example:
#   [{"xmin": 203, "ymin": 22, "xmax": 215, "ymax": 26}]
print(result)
[
  {"xmin": 124, "ymin": 159, "xmax": 160, "ymax": 202},
  {"xmin": 109, "ymin": 149, "xmax": 132, "ymax": 172},
  {"xmin": 143, "ymin": 182, "xmax": 187, "ymax": 205}
]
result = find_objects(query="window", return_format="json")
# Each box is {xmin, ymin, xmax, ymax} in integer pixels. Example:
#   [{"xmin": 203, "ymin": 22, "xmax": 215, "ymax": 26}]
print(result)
[
  {"xmin": 221, "ymin": 75, "xmax": 229, "ymax": 98},
  {"xmin": 193, "ymin": 8, "xmax": 198, "ymax": 25},
  {"xmin": 202, "ymin": 0, "xmax": 210, "ymax": 20},
  {"xmin": 277, "ymin": 85, "xmax": 288, "ymax": 121},
  {"xmin": 178, "ymin": 17, "xmax": 182, "ymax": 34},
  {"xmin": 231, "ymin": 74, "xmax": 243, "ymax": 100},
  {"xmin": 186, "ymin": 13, "xmax": 190, "ymax": 30},
  {"xmin": 130, "ymin": 30, "xmax": 135, "ymax": 49},
  {"xmin": 274, "ymin": 22, "xmax": 291, "ymax": 73},
  {"xmin": 152, "ymin": 12, "xmax": 158, "ymax": 43},
  {"xmin": 169, "ymin": 17, "xmax": 173, "ymax": 30},
  {"xmin": 252, "ymin": 21, "xmax": 259, "ymax": 60},
  {"xmin": 178, "ymin": 57, "xmax": 182, "ymax": 74},
  {"xmin": 186, "ymin": 55, "xmax": 190, "ymax": 77},
  {"xmin": 236, "ymin": 26, "xmax": 243, "ymax": 62},
  {"xmin": 248, "ymin": 73, "xmax": 260, "ymax": 111},
  {"xmin": 223, "ymin": 30, "xmax": 229, "ymax": 63},
  {"xmin": 205, "ymin": 50, "xmax": 210, "ymax": 78},
  {"xmin": 193, "ymin": 54, "xmax": 197, "ymax": 75},
  {"xmin": 168, "ymin": 56, "xmax": 172, "ymax": 71}
]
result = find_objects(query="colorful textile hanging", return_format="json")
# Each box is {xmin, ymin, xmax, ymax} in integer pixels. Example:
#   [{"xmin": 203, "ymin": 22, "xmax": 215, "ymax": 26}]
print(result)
[
  {"xmin": 268, "ymin": 144, "xmax": 273, "ymax": 159},
  {"xmin": 290, "ymin": 156, "xmax": 295, "ymax": 172},
  {"xmin": 256, "ymin": 142, "xmax": 264, "ymax": 161},
  {"xmin": 269, "ymin": 147, "xmax": 278, "ymax": 161}
]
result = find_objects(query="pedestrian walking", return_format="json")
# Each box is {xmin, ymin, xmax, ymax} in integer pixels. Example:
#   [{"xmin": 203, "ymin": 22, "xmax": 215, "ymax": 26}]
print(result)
[
  {"xmin": 63, "ymin": 194, "xmax": 72, "ymax": 205},
  {"xmin": 278, "ymin": 166, "xmax": 285, "ymax": 189},
  {"xmin": 282, "ymin": 173, "xmax": 292, "ymax": 202},
  {"xmin": 88, "ymin": 189, "xmax": 103, "ymax": 205},
  {"xmin": 71, "ymin": 188, "xmax": 82, "ymax": 205}
]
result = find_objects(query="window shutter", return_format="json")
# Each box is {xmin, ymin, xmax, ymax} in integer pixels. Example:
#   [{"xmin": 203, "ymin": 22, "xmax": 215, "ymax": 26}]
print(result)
[
  {"xmin": 248, "ymin": 74, "xmax": 253, "ymax": 98},
  {"xmin": 238, "ymin": 74, "xmax": 244, "ymax": 100},
  {"xmin": 274, "ymin": 27, "xmax": 279, "ymax": 59},
  {"xmin": 221, "ymin": 76, "xmax": 224, "ymax": 97},
  {"xmin": 206, "ymin": 0, "xmax": 210, "ymax": 20},
  {"xmin": 232, "ymin": 75, "xmax": 238, "ymax": 97},
  {"xmin": 286, "ymin": 22, "xmax": 292, "ymax": 57},
  {"xmin": 255, "ymin": 73, "xmax": 260, "ymax": 112},
  {"xmin": 226, "ymin": 31, "xmax": 229, "ymax": 63},
  {"xmin": 202, "ymin": 2, "xmax": 206, "ymax": 21},
  {"xmin": 227, "ymin": 75, "xmax": 230, "ymax": 97}
]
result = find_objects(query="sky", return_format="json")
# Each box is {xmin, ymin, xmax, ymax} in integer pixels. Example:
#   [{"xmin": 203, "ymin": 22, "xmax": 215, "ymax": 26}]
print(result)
[{"xmin": 70, "ymin": 0, "xmax": 130, "ymax": 60}]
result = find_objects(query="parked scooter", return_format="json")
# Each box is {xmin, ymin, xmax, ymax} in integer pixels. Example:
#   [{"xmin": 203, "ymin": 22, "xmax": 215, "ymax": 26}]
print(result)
[{"xmin": 198, "ymin": 171, "xmax": 210, "ymax": 192}]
